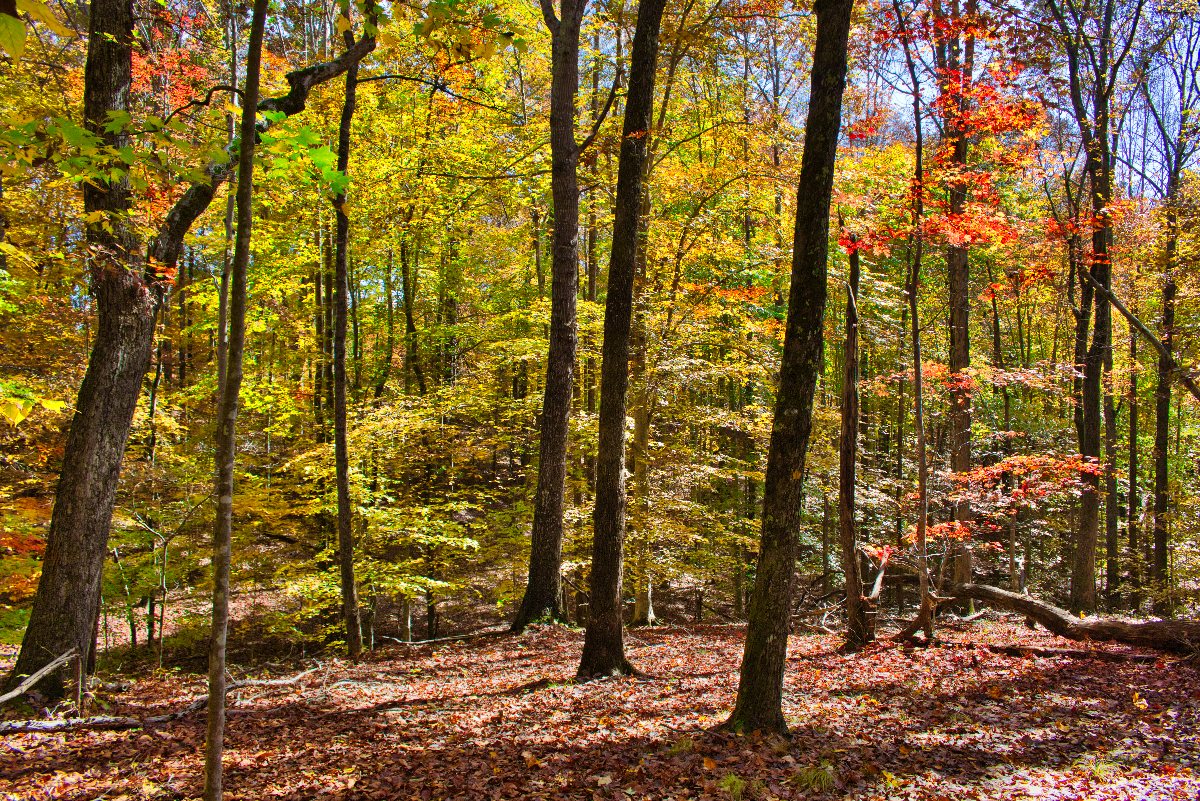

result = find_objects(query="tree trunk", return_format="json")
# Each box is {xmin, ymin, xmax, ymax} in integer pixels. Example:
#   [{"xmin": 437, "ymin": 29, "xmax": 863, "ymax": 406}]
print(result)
[
  {"xmin": 8, "ymin": 0, "xmax": 157, "ymax": 698},
  {"xmin": 204, "ymin": 2, "xmax": 267, "ymax": 798},
  {"xmin": 577, "ymin": 0, "xmax": 667, "ymax": 679},
  {"xmin": 724, "ymin": 0, "xmax": 853, "ymax": 733},
  {"xmin": 839, "ymin": 237, "xmax": 867, "ymax": 649},
  {"xmin": 333, "ymin": 25, "xmax": 363, "ymax": 660},
  {"xmin": 513, "ymin": 0, "xmax": 587, "ymax": 633},
  {"xmin": 374, "ymin": 250, "xmax": 395, "ymax": 398},
  {"xmin": 1152, "ymin": 210, "xmax": 1176, "ymax": 616},
  {"xmin": 893, "ymin": 0, "xmax": 933, "ymax": 645}
]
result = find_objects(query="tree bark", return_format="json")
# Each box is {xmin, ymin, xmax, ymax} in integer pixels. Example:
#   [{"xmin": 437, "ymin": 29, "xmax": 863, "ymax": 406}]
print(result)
[
  {"xmin": 204, "ymin": 2, "xmax": 267, "ymax": 798},
  {"xmin": 578, "ymin": 0, "xmax": 667, "ymax": 679},
  {"xmin": 513, "ymin": 0, "xmax": 587, "ymax": 633},
  {"xmin": 333, "ymin": 25, "xmax": 363, "ymax": 659},
  {"xmin": 724, "ymin": 0, "xmax": 853, "ymax": 733}
]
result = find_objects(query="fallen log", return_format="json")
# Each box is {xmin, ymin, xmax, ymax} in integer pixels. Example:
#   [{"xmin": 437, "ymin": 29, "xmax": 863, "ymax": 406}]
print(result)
[{"xmin": 949, "ymin": 583, "xmax": 1200, "ymax": 654}]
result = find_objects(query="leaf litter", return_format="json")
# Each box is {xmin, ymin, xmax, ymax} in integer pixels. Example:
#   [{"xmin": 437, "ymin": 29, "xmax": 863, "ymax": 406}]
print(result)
[{"xmin": 1, "ymin": 621, "xmax": 1197, "ymax": 800}]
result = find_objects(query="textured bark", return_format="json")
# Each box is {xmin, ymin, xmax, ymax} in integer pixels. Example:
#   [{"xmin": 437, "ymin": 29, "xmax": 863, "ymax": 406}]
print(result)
[
  {"xmin": 205, "ymin": 2, "xmax": 267, "ymax": 798},
  {"xmin": 513, "ymin": 0, "xmax": 587, "ymax": 633},
  {"xmin": 839, "ymin": 240, "xmax": 867, "ymax": 649},
  {"xmin": 7, "ymin": 0, "xmax": 155, "ymax": 698},
  {"xmin": 333, "ymin": 28, "xmax": 363, "ymax": 659},
  {"xmin": 578, "ymin": 0, "xmax": 666, "ymax": 679},
  {"xmin": 724, "ymin": 0, "xmax": 853, "ymax": 733},
  {"xmin": 950, "ymin": 583, "xmax": 1200, "ymax": 653}
]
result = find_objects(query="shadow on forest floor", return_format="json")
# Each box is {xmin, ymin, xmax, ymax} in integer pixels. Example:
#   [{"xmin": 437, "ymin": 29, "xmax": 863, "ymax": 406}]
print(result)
[{"xmin": 1, "ymin": 621, "xmax": 1197, "ymax": 800}]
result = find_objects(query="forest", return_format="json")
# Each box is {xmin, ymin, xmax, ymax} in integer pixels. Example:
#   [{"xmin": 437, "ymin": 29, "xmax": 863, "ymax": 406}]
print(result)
[{"xmin": 0, "ymin": 0, "xmax": 1199, "ymax": 798}]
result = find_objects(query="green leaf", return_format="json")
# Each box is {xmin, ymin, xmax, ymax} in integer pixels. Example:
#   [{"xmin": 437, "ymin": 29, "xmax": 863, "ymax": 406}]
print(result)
[{"xmin": 0, "ymin": 14, "xmax": 27, "ymax": 59}]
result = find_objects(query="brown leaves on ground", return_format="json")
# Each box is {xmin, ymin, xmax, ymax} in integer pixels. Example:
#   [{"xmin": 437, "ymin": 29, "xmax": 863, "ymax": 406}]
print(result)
[{"xmin": 1, "ymin": 622, "xmax": 1197, "ymax": 800}]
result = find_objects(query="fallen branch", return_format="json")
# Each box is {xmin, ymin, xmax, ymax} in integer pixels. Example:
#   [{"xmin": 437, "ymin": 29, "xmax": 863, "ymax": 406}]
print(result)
[
  {"xmin": 985, "ymin": 644, "xmax": 1158, "ymax": 662},
  {"xmin": 0, "ymin": 665, "xmax": 323, "ymax": 734},
  {"xmin": 950, "ymin": 583, "xmax": 1200, "ymax": 654},
  {"xmin": 0, "ymin": 649, "xmax": 77, "ymax": 707}
]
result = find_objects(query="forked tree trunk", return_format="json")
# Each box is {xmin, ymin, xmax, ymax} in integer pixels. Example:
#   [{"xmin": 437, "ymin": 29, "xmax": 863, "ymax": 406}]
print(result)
[
  {"xmin": 578, "ymin": 0, "xmax": 667, "ymax": 679},
  {"xmin": 333, "ymin": 25, "xmax": 363, "ymax": 660},
  {"xmin": 724, "ymin": 0, "xmax": 853, "ymax": 733},
  {"xmin": 513, "ymin": 0, "xmax": 587, "ymax": 633},
  {"xmin": 204, "ymin": 2, "xmax": 267, "ymax": 798}
]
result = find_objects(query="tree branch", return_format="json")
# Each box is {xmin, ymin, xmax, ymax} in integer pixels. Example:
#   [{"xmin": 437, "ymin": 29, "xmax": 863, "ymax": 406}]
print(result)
[
  {"xmin": 149, "ymin": 34, "xmax": 378, "ymax": 269},
  {"xmin": 1080, "ymin": 267, "xmax": 1200, "ymax": 402}
]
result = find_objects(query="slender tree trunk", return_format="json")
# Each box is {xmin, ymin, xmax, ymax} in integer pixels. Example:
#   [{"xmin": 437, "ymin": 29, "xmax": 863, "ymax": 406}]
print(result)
[
  {"xmin": 894, "ymin": 0, "xmax": 933, "ymax": 644},
  {"xmin": 840, "ymin": 237, "xmax": 867, "ymax": 649},
  {"xmin": 1128, "ymin": 322, "xmax": 1141, "ymax": 609},
  {"xmin": 724, "ymin": 0, "xmax": 853, "ymax": 733},
  {"xmin": 333, "ymin": 26, "xmax": 363, "ymax": 660},
  {"xmin": 204, "ymin": 2, "xmax": 267, "ymax": 798},
  {"xmin": 513, "ymin": 0, "xmax": 587, "ymax": 633},
  {"xmin": 374, "ymin": 250, "xmax": 395, "ymax": 398},
  {"xmin": 578, "ymin": 0, "xmax": 667, "ymax": 679},
  {"xmin": 8, "ymin": 0, "xmax": 157, "ymax": 697},
  {"xmin": 1152, "ymin": 210, "xmax": 1176, "ymax": 616}
]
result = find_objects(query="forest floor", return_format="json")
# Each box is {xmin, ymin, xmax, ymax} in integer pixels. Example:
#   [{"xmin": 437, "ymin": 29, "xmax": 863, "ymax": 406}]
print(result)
[{"xmin": 1, "ymin": 620, "xmax": 1198, "ymax": 801}]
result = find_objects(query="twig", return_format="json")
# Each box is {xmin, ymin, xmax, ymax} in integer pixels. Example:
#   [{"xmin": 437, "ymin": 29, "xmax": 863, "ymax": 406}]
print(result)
[{"xmin": 0, "ymin": 649, "xmax": 78, "ymax": 707}]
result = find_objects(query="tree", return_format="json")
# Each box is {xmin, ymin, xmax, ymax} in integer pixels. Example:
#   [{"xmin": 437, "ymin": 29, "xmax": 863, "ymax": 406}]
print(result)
[
  {"xmin": 6, "ymin": 7, "xmax": 378, "ymax": 693},
  {"xmin": 724, "ymin": 0, "xmax": 854, "ymax": 733},
  {"xmin": 578, "ymin": 0, "xmax": 668, "ymax": 679},
  {"xmin": 205, "ymin": 0, "xmax": 267, "ymax": 797},
  {"xmin": 1043, "ymin": 0, "xmax": 1150, "ymax": 614},
  {"xmin": 333, "ymin": 16, "xmax": 365, "ymax": 659},
  {"xmin": 1139, "ymin": 9, "xmax": 1200, "ymax": 616},
  {"xmin": 7, "ymin": 0, "xmax": 156, "ymax": 698},
  {"xmin": 512, "ymin": 0, "xmax": 589, "ymax": 633},
  {"xmin": 839, "ymin": 232, "xmax": 868, "ymax": 649}
]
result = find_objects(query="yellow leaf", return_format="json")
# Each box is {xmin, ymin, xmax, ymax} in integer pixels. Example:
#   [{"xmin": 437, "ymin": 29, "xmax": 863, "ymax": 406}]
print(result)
[
  {"xmin": 335, "ymin": 14, "xmax": 351, "ymax": 33},
  {"xmin": 0, "ymin": 398, "xmax": 33, "ymax": 426},
  {"xmin": 15, "ymin": 0, "xmax": 72, "ymax": 36}
]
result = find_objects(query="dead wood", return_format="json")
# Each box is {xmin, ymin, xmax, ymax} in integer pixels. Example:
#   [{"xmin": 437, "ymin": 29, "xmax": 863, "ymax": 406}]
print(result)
[{"xmin": 950, "ymin": 582, "xmax": 1200, "ymax": 654}]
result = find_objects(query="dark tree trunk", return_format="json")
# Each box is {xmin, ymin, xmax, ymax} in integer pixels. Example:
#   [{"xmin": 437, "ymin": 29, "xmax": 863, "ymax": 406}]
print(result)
[
  {"xmin": 8, "ymin": 0, "xmax": 157, "ymax": 698},
  {"xmin": 513, "ymin": 0, "xmax": 587, "ymax": 633},
  {"xmin": 724, "ymin": 0, "xmax": 853, "ymax": 733},
  {"xmin": 333, "ymin": 26, "xmax": 363, "ymax": 659},
  {"xmin": 839, "ymin": 238, "xmax": 867, "ymax": 649},
  {"xmin": 577, "ymin": 0, "xmax": 667, "ymax": 679},
  {"xmin": 205, "ymin": 1, "xmax": 267, "ymax": 798}
]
